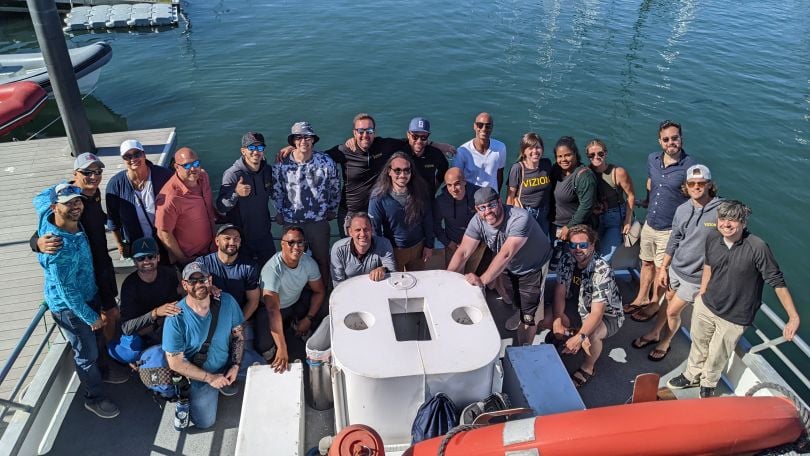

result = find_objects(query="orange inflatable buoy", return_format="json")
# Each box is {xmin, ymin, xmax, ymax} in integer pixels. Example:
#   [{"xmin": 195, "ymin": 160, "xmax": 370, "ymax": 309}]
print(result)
[
  {"xmin": 329, "ymin": 424, "xmax": 385, "ymax": 456},
  {"xmin": 0, "ymin": 81, "xmax": 47, "ymax": 137},
  {"xmin": 406, "ymin": 396, "xmax": 803, "ymax": 456}
]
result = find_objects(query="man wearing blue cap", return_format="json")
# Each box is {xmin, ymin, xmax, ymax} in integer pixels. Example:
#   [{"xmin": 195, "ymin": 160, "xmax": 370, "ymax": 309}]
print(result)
[
  {"xmin": 120, "ymin": 237, "xmax": 182, "ymax": 346},
  {"xmin": 33, "ymin": 182, "xmax": 120, "ymax": 419},
  {"xmin": 405, "ymin": 117, "xmax": 448, "ymax": 196}
]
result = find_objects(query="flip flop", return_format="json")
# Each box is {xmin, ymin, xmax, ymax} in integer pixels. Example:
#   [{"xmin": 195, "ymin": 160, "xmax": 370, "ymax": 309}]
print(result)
[
  {"xmin": 623, "ymin": 304, "xmax": 645, "ymax": 315},
  {"xmin": 571, "ymin": 368, "xmax": 595, "ymax": 388},
  {"xmin": 648, "ymin": 346, "xmax": 671, "ymax": 362},
  {"xmin": 631, "ymin": 305, "xmax": 660, "ymax": 322},
  {"xmin": 632, "ymin": 336, "xmax": 660, "ymax": 349}
]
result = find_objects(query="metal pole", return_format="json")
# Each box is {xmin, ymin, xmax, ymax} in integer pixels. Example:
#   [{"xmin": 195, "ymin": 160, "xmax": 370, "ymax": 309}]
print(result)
[{"xmin": 25, "ymin": 0, "xmax": 95, "ymax": 156}]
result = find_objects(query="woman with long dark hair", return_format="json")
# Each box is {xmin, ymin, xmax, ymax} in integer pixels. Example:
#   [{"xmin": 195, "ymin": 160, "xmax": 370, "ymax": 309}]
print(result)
[
  {"xmin": 551, "ymin": 136, "xmax": 597, "ymax": 241},
  {"xmin": 506, "ymin": 132, "xmax": 554, "ymax": 236},
  {"xmin": 368, "ymin": 152, "xmax": 434, "ymax": 271}
]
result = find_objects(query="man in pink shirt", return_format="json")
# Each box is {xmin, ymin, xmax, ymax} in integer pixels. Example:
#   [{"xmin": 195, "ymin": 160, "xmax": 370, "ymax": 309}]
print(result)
[{"xmin": 156, "ymin": 147, "xmax": 216, "ymax": 266}]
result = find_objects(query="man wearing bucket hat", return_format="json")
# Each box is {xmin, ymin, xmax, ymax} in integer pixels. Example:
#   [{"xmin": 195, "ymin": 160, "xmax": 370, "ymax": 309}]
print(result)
[
  {"xmin": 632, "ymin": 164, "xmax": 723, "ymax": 362},
  {"xmin": 217, "ymin": 132, "xmax": 276, "ymax": 268},
  {"xmin": 33, "ymin": 182, "xmax": 120, "ymax": 419},
  {"xmin": 272, "ymin": 121, "xmax": 341, "ymax": 286},
  {"xmin": 448, "ymin": 187, "xmax": 552, "ymax": 346},
  {"xmin": 119, "ymin": 237, "xmax": 182, "ymax": 346}
]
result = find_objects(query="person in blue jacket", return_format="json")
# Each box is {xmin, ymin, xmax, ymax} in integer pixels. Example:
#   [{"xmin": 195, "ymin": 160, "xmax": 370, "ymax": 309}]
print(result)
[
  {"xmin": 368, "ymin": 152, "xmax": 434, "ymax": 271},
  {"xmin": 34, "ymin": 183, "xmax": 120, "ymax": 419}
]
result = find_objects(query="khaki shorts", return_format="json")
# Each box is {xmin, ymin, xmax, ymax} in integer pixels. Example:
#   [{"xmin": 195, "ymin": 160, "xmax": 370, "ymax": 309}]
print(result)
[{"xmin": 639, "ymin": 223, "xmax": 671, "ymax": 267}]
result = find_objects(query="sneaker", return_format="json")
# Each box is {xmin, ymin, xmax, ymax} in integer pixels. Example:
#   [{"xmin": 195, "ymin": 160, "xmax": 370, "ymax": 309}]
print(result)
[
  {"xmin": 666, "ymin": 374, "xmax": 699, "ymax": 390},
  {"xmin": 699, "ymin": 387, "xmax": 716, "ymax": 398},
  {"xmin": 220, "ymin": 382, "xmax": 239, "ymax": 397},
  {"xmin": 84, "ymin": 398, "xmax": 120, "ymax": 419},
  {"xmin": 505, "ymin": 310, "xmax": 521, "ymax": 331},
  {"xmin": 102, "ymin": 367, "xmax": 130, "ymax": 384},
  {"xmin": 461, "ymin": 393, "xmax": 509, "ymax": 424}
]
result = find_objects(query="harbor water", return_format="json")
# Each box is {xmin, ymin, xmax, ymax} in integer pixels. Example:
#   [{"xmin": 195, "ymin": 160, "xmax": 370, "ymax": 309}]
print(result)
[{"xmin": 2, "ymin": 1, "xmax": 809, "ymax": 372}]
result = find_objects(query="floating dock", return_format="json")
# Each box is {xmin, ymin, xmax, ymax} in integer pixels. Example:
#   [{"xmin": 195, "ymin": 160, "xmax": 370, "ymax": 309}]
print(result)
[
  {"xmin": 63, "ymin": 3, "xmax": 179, "ymax": 32},
  {"xmin": 0, "ymin": 127, "xmax": 176, "ymax": 400}
]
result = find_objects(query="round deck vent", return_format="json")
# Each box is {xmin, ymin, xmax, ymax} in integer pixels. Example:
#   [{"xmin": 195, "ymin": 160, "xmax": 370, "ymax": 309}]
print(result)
[
  {"xmin": 451, "ymin": 306, "xmax": 482, "ymax": 325},
  {"xmin": 344, "ymin": 311, "xmax": 375, "ymax": 330},
  {"xmin": 388, "ymin": 272, "xmax": 417, "ymax": 290}
]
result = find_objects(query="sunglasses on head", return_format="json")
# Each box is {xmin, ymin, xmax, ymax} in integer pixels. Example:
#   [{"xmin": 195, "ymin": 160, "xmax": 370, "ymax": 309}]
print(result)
[
  {"xmin": 246, "ymin": 144, "xmax": 266, "ymax": 152},
  {"xmin": 122, "ymin": 150, "xmax": 144, "ymax": 161},
  {"xmin": 568, "ymin": 241, "xmax": 590, "ymax": 249},
  {"xmin": 587, "ymin": 151, "xmax": 605, "ymax": 159},
  {"xmin": 134, "ymin": 254, "xmax": 156, "ymax": 262},
  {"xmin": 475, "ymin": 122, "xmax": 493, "ymax": 129},
  {"xmin": 661, "ymin": 135, "xmax": 680, "ymax": 143},
  {"xmin": 410, "ymin": 133, "xmax": 430, "ymax": 142},
  {"xmin": 475, "ymin": 200, "xmax": 499, "ymax": 213},
  {"xmin": 177, "ymin": 159, "xmax": 200, "ymax": 170},
  {"xmin": 391, "ymin": 167, "xmax": 411, "ymax": 175},
  {"xmin": 78, "ymin": 169, "xmax": 103, "ymax": 176},
  {"xmin": 185, "ymin": 276, "xmax": 208, "ymax": 285},
  {"xmin": 56, "ymin": 185, "xmax": 82, "ymax": 198},
  {"xmin": 355, "ymin": 127, "xmax": 375, "ymax": 136}
]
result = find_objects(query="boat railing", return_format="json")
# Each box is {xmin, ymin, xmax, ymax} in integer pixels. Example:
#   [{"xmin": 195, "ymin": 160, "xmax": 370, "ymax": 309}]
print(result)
[{"xmin": 745, "ymin": 304, "xmax": 810, "ymax": 397}]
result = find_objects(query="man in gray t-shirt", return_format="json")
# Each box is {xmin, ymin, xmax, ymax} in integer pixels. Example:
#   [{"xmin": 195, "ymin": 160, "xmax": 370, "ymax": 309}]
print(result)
[{"xmin": 448, "ymin": 187, "xmax": 552, "ymax": 345}]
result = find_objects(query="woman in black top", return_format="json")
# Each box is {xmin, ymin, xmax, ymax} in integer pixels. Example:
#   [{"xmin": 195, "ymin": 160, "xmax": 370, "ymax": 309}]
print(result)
[{"xmin": 506, "ymin": 132, "xmax": 554, "ymax": 237}]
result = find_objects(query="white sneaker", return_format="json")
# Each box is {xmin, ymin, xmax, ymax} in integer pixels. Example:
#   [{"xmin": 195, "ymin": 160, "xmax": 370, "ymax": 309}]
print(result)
[{"xmin": 505, "ymin": 310, "xmax": 521, "ymax": 331}]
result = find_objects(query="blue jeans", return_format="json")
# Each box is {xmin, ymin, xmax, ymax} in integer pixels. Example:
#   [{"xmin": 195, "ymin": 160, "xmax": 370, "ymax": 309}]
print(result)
[
  {"xmin": 524, "ymin": 206, "xmax": 551, "ymax": 239},
  {"xmin": 189, "ymin": 380, "xmax": 219, "ymax": 429},
  {"xmin": 52, "ymin": 308, "xmax": 104, "ymax": 402},
  {"xmin": 597, "ymin": 206, "xmax": 625, "ymax": 262},
  {"xmin": 239, "ymin": 323, "xmax": 267, "ymax": 378}
]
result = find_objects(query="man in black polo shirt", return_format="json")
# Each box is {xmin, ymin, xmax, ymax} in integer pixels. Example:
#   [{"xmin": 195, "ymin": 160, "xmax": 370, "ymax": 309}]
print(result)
[
  {"xmin": 119, "ymin": 237, "xmax": 182, "ymax": 345},
  {"xmin": 667, "ymin": 200, "xmax": 800, "ymax": 398},
  {"xmin": 403, "ymin": 117, "xmax": 448, "ymax": 196}
]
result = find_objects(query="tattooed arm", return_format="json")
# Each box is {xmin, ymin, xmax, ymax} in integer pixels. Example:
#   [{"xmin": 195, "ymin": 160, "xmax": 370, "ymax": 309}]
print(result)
[{"xmin": 224, "ymin": 324, "xmax": 245, "ymax": 383}]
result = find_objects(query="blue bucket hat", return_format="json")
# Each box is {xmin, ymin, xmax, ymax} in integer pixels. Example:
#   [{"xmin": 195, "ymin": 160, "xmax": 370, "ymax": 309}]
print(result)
[{"xmin": 107, "ymin": 334, "xmax": 145, "ymax": 364}]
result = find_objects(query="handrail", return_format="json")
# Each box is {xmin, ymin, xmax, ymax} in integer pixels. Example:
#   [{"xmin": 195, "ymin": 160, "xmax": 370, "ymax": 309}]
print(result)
[
  {"xmin": 0, "ymin": 303, "xmax": 48, "ymax": 385},
  {"xmin": 747, "ymin": 303, "xmax": 810, "ymax": 393}
]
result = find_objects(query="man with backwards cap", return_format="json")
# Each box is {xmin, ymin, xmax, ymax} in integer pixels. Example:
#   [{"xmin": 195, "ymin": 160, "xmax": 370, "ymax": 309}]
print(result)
[
  {"xmin": 163, "ymin": 262, "xmax": 245, "ymax": 429},
  {"xmin": 217, "ymin": 132, "xmax": 276, "ymax": 268},
  {"xmin": 448, "ymin": 187, "xmax": 552, "ymax": 346},
  {"xmin": 273, "ymin": 122, "xmax": 340, "ymax": 286},
  {"xmin": 32, "ymin": 153, "xmax": 127, "ymax": 383},
  {"xmin": 107, "ymin": 139, "xmax": 173, "ymax": 262},
  {"xmin": 33, "ymin": 182, "xmax": 120, "ymax": 419},
  {"xmin": 403, "ymin": 117, "xmax": 448, "ymax": 196},
  {"xmin": 195, "ymin": 224, "xmax": 266, "ymax": 372},
  {"xmin": 119, "ymin": 236, "xmax": 182, "ymax": 346}
]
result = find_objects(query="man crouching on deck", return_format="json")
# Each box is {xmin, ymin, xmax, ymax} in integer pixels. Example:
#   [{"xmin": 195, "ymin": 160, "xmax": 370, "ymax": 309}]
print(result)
[
  {"xmin": 163, "ymin": 262, "xmax": 245, "ymax": 429},
  {"xmin": 550, "ymin": 224, "xmax": 624, "ymax": 388}
]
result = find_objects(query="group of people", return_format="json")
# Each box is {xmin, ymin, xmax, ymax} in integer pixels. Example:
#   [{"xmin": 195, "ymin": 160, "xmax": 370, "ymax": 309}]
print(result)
[{"xmin": 34, "ymin": 113, "xmax": 801, "ymax": 431}]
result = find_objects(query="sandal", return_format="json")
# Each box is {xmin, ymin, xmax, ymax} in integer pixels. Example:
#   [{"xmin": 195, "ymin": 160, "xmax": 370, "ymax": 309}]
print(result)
[
  {"xmin": 632, "ymin": 336, "xmax": 659, "ymax": 349},
  {"xmin": 571, "ymin": 368, "xmax": 595, "ymax": 388},
  {"xmin": 631, "ymin": 305, "xmax": 660, "ymax": 322},
  {"xmin": 648, "ymin": 346, "xmax": 671, "ymax": 362},
  {"xmin": 623, "ymin": 303, "xmax": 646, "ymax": 315}
]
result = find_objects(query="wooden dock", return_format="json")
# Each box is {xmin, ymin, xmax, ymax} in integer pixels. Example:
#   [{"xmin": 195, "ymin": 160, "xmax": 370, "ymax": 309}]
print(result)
[{"xmin": 0, "ymin": 127, "xmax": 175, "ymax": 401}]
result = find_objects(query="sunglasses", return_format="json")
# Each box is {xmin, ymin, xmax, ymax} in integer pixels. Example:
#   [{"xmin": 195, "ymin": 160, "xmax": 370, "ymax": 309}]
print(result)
[
  {"xmin": 283, "ymin": 239, "xmax": 307, "ymax": 247},
  {"xmin": 661, "ymin": 135, "xmax": 680, "ymax": 143},
  {"xmin": 78, "ymin": 169, "xmax": 103, "ymax": 176},
  {"xmin": 686, "ymin": 180, "xmax": 707, "ymax": 188},
  {"xmin": 587, "ymin": 151, "xmax": 605, "ymax": 159},
  {"xmin": 410, "ymin": 133, "xmax": 430, "ymax": 142},
  {"xmin": 568, "ymin": 241, "xmax": 590, "ymax": 249},
  {"xmin": 475, "ymin": 122, "xmax": 493, "ymax": 129},
  {"xmin": 391, "ymin": 167, "xmax": 412, "ymax": 175},
  {"xmin": 56, "ymin": 185, "xmax": 82, "ymax": 198},
  {"xmin": 246, "ymin": 144, "xmax": 266, "ymax": 152},
  {"xmin": 185, "ymin": 277, "xmax": 208, "ymax": 285},
  {"xmin": 475, "ymin": 200, "xmax": 499, "ymax": 213},
  {"xmin": 355, "ymin": 127, "xmax": 375, "ymax": 136},
  {"xmin": 293, "ymin": 135, "xmax": 314, "ymax": 142},
  {"xmin": 134, "ymin": 254, "xmax": 156, "ymax": 262},
  {"xmin": 122, "ymin": 150, "xmax": 144, "ymax": 161},
  {"xmin": 177, "ymin": 159, "xmax": 201, "ymax": 170}
]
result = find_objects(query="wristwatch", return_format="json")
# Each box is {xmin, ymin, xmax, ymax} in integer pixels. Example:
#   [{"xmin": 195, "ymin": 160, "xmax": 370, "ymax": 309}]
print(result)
[{"xmin": 579, "ymin": 333, "xmax": 588, "ymax": 341}]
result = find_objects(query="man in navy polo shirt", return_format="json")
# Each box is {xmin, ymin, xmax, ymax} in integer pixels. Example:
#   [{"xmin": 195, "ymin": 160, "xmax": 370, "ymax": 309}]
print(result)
[
  {"xmin": 627, "ymin": 120, "xmax": 697, "ymax": 321},
  {"xmin": 195, "ymin": 224, "xmax": 266, "ymax": 370}
]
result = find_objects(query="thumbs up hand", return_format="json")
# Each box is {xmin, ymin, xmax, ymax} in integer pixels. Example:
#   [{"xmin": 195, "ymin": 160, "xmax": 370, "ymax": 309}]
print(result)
[{"xmin": 235, "ymin": 175, "xmax": 252, "ymax": 197}]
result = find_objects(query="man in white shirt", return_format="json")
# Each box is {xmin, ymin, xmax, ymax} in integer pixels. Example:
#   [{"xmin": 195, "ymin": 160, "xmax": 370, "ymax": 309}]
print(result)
[{"xmin": 452, "ymin": 112, "xmax": 507, "ymax": 190}]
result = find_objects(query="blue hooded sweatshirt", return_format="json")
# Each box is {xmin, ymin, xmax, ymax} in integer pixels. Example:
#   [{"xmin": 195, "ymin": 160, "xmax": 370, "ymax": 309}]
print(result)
[{"xmin": 34, "ymin": 186, "xmax": 99, "ymax": 325}]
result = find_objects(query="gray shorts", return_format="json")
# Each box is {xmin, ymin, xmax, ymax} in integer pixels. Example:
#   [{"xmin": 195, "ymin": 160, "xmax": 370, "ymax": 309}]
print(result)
[
  {"xmin": 669, "ymin": 266, "xmax": 700, "ymax": 304},
  {"xmin": 603, "ymin": 315, "xmax": 621, "ymax": 338}
]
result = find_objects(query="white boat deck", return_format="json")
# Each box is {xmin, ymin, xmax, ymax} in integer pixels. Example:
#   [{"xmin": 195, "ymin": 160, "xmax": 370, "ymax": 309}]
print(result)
[{"xmin": 0, "ymin": 127, "xmax": 175, "ymax": 404}]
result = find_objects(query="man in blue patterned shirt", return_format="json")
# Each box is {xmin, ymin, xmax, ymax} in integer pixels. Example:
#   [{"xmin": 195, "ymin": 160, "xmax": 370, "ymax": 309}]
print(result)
[
  {"xmin": 272, "ymin": 122, "xmax": 341, "ymax": 286},
  {"xmin": 551, "ymin": 224, "xmax": 624, "ymax": 388}
]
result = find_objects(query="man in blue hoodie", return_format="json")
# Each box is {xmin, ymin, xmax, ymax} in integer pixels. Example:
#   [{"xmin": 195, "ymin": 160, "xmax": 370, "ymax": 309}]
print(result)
[
  {"xmin": 217, "ymin": 132, "xmax": 276, "ymax": 268},
  {"xmin": 632, "ymin": 165, "xmax": 722, "ymax": 362},
  {"xmin": 34, "ymin": 183, "xmax": 120, "ymax": 419}
]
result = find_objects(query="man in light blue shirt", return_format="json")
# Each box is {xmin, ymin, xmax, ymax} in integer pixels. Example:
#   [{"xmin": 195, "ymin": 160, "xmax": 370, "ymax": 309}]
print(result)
[{"xmin": 259, "ymin": 226, "xmax": 326, "ymax": 373}]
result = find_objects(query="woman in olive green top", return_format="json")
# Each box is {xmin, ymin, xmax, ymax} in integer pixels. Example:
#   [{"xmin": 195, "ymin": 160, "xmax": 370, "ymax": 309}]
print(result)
[{"xmin": 551, "ymin": 136, "xmax": 597, "ymax": 241}]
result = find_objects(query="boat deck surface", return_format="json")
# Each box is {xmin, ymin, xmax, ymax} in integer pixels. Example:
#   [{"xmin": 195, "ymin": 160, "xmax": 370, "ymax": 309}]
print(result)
[
  {"xmin": 0, "ymin": 128, "xmax": 176, "ymax": 422},
  {"xmin": 46, "ymin": 271, "xmax": 717, "ymax": 456}
]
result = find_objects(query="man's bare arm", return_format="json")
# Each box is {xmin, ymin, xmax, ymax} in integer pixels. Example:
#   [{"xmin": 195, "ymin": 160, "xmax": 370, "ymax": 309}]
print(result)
[
  {"xmin": 447, "ymin": 235, "xmax": 480, "ymax": 273},
  {"xmin": 479, "ymin": 236, "xmax": 528, "ymax": 286},
  {"xmin": 243, "ymin": 288, "xmax": 260, "ymax": 321}
]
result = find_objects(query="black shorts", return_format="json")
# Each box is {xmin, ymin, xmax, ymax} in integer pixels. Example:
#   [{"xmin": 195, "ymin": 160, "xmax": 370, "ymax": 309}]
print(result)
[{"xmin": 502, "ymin": 267, "xmax": 545, "ymax": 326}]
